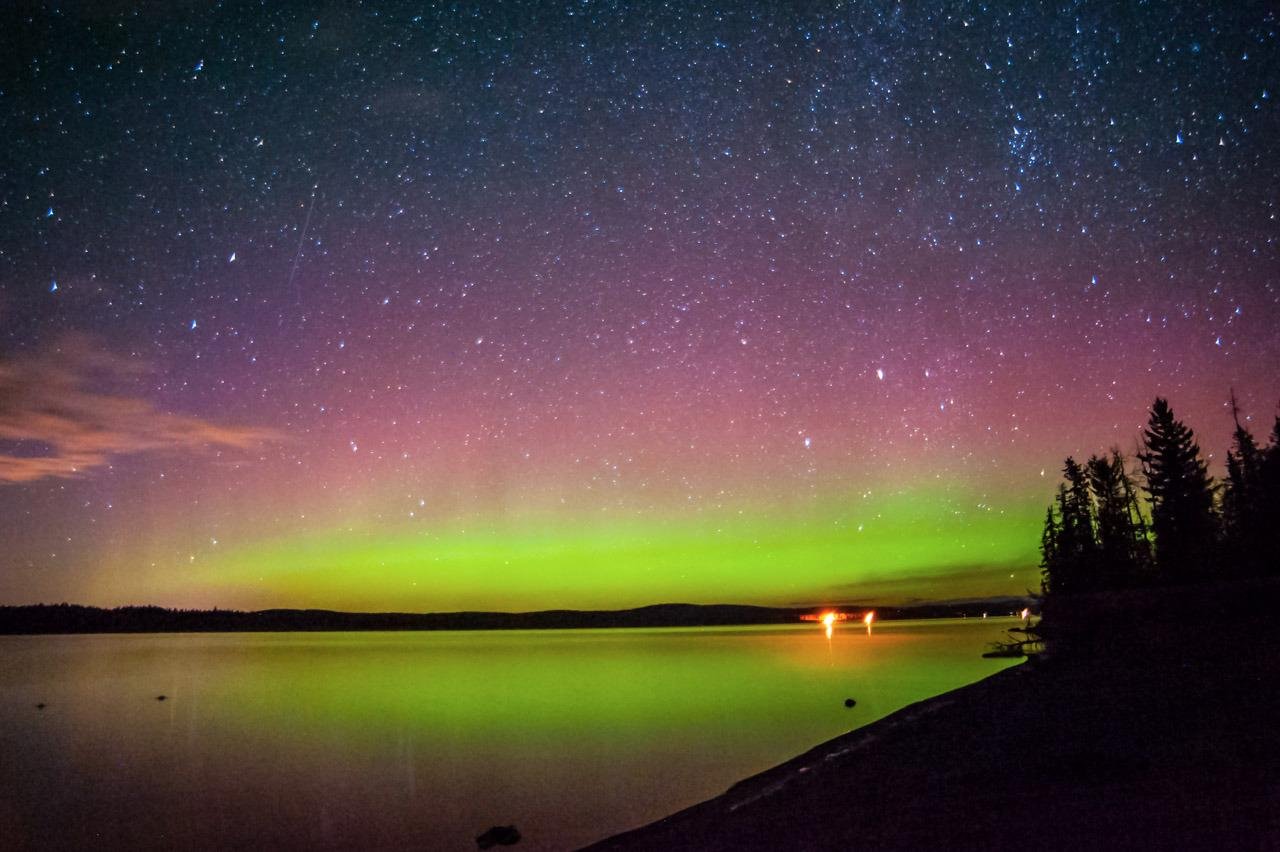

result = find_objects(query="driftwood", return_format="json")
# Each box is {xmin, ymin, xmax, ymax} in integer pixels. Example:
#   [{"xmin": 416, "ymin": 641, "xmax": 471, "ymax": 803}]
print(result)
[{"xmin": 982, "ymin": 626, "xmax": 1043, "ymax": 659}]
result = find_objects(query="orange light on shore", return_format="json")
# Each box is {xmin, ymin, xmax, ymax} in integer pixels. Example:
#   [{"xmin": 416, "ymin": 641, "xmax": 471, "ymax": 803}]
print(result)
[
  {"xmin": 863, "ymin": 610, "xmax": 875, "ymax": 634},
  {"xmin": 801, "ymin": 611, "xmax": 850, "ymax": 623},
  {"xmin": 803, "ymin": 611, "xmax": 853, "ymax": 641}
]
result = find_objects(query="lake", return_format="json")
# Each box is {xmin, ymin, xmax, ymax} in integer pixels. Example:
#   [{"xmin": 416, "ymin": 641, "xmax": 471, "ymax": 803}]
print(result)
[{"xmin": 0, "ymin": 619, "xmax": 1020, "ymax": 850}]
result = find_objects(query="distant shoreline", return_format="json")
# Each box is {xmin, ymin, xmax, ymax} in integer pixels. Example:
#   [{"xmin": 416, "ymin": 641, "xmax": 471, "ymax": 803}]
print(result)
[{"xmin": 0, "ymin": 598, "xmax": 1033, "ymax": 635}]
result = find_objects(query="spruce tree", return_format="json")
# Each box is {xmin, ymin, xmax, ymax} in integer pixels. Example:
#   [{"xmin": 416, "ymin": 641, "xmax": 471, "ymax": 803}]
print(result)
[
  {"xmin": 1039, "ymin": 505, "xmax": 1061, "ymax": 596},
  {"xmin": 1222, "ymin": 395, "xmax": 1265, "ymax": 573},
  {"xmin": 1051, "ymin": 484, "xmax": 1077, "ymax": 593},
  {"xmin": 1087, "ymin": 452, "xmax": 1145, "ymax": 588},
  {"xmin": 1040, "ymin": 458, "xmax": 1099, "ymax": 595},
  {"xmin": 1256, "ymin": 414, "xmax": 1280, "ymax": 575},
  {"xmin": 1138, "ymin": 398, "xmax": 1217, "ymax": 582},
  {"xmin": 1116, "ymin": 452, "xmax": 1154, "ymax": 580},
  {"xmin": 1061, "ymin": 457, "xmax": 1098, "ymax": 590}
]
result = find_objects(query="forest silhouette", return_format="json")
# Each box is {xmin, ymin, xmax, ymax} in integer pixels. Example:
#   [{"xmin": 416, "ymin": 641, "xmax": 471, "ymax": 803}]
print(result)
[{"xmin": 1039, "ymin": 395, "xmax": 1280, "ymax": 598}]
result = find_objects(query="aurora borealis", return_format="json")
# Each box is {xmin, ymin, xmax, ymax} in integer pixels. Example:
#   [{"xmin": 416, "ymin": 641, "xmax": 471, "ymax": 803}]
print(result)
[{"xmin": 1, "ymin": 2, "xmax": 1277, "ymax": 611}]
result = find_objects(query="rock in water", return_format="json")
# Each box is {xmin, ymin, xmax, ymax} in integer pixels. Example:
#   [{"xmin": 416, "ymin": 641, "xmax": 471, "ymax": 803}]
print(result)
[{"xmin": 476, "ymin": 825, "xmax": 521, "ymax": 848}]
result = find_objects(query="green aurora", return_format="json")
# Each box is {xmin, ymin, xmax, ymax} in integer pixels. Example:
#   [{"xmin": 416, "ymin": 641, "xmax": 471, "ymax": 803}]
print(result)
[{"xmin": 116, "ymin": 487, "xmax": 1044, "ymax": 611}]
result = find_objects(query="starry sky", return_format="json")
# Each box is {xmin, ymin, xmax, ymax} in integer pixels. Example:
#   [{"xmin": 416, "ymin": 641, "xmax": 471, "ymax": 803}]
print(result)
[{"xmin": 1, "ymin": 1, "xmax": 1277, "ymax": 612}]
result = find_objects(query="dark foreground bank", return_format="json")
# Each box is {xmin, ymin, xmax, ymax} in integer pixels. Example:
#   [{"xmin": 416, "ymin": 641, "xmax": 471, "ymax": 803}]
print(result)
[{"xmin": 585, "ymin": 580, "xmax": 1280, "ymax": 850}]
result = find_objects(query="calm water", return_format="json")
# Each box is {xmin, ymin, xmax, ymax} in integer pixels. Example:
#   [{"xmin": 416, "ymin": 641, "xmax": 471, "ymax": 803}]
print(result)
[{"xmin": 0, "ymin": 619, "xmax": 1019, "ymax": 850}]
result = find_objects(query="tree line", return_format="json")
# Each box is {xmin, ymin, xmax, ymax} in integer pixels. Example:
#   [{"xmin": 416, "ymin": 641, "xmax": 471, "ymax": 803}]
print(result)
[
  {"xmin": 1040, "ymin": 395, "xmax": 1280, "ymax": 596},
  {"xmin": 0, "ymin": 600, "xmax": 1025, "ymax": 634}
]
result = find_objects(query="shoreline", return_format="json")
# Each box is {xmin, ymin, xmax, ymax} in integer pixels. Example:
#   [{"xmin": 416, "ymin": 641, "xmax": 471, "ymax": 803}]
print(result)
[
  {"xmin": 585, "ymin": 581, "xmax": 1280, "ymax": 850},
  {"xmin": 582, "ymin": 662, "xmax": 1036, "ymax": 851},
  {"xmin": 0, "ymin": 599, "xmax": 1032, "ymax": 635}
]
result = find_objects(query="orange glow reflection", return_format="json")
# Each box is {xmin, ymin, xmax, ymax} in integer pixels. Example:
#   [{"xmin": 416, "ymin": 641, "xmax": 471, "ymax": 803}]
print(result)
[{"xmin": 863, "ymin": 610, "xmax": 875, "ymax": 635}]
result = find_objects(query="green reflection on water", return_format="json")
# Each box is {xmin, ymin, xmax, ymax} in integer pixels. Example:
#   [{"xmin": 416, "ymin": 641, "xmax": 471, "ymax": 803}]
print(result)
[{"xmin": 0, "ymin": 621, "xmax": 1019, "ymax": 851}]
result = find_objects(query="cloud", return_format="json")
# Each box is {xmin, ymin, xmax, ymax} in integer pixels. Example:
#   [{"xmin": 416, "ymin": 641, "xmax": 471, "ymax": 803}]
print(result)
[
  {"xmin": 0, "ymin": 336, "xmax": 280, "ymax": 483},
  {"xmin": 814, "ymin": 561, "xmax": 1038, "ymax": 605}
]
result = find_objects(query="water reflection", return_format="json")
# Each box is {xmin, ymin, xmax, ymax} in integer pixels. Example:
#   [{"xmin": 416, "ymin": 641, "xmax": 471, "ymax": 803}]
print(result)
[{"xmin": 0, "ymin": 621, "xmax": 1020, "ymax": 851}]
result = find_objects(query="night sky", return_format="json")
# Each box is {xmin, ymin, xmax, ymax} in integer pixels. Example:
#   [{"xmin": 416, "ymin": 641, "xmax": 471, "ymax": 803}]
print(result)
[{"xmin": 1, "ymin": 2, "xmax": 1277, "ymax": 612}]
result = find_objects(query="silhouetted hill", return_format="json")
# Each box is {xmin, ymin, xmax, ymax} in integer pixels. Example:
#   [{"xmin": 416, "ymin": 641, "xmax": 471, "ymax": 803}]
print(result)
[{"xmin": 0, "ymin": 598, "xmax": 1033, "ymax": 634}]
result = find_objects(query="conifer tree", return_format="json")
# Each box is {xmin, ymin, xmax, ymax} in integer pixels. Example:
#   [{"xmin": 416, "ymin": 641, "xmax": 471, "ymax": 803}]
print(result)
[
  {"xmin": 1039, "ymin": 505, "xmax": 1061, "ymax": 595},
  {"xmin": 1052, "ymin": 484, "xmax": 1076, "ymax": 592},
  {"xmin": 1255, "ymin": 414, "xmax": 1280, "ymax": 575},
  {"xmin": 1087, "ymin": 451, "xmax": 1146, "ymax": 588},
  {"xmin": 1117, "ymin": 450, "xmax": 1154, "ymax": 578},
  {"xmin": 1138, "ymin": 398, "xmax": 1217, "ymax": 582},
  {"xmin": 1061, "ymin": 457, "xmax": 1098, "ymax": 590},
  {"xmin": 1222, "ymin": 395, "xmax": 1265, "ymax": 573},
  {"xmin": 1039, "ymin": 458, "xmax": 1100, "ymax": 595}
]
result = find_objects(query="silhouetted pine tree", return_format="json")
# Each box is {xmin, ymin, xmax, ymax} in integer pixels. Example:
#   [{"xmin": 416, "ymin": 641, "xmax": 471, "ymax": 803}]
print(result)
[
  {"xmin": 1039, "ymin": 459, "xmax": 1101, "ymax": 594},
  {"xmin": 1039, "ymin": 505, "xmax": 1061, "ymax": 595},
  {"xmin": 1063, "ymin": 457, "xmax": 1099, "ymax": 589},
  {"xmin": 1255, "ymin": 414, "xmax": 1280, "ymax": 575},
  {"xmin": 1087, "ymin": 451, "xmax": 1149, "ymax": 587},
  {"xmin": 1040, "ymin": 486, "xmax": 1076, "ymax": 594},
  {"xmin": 1138, "ymin": 398, "xmax": 1217, "ymax": 582},
  {"xmin": 1118, "ymin": 451, "xmax": 1154, "ymax": 578},
  {"xmin": 1222, "ymin": 395, "xmax": 1266, "ymax": 574}
]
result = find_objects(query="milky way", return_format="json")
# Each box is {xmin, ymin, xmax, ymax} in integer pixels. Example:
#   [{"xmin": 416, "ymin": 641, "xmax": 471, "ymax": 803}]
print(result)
[{"xmin": 1, "ymin": 2, "xmax": 1277, "ymax": 610}]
